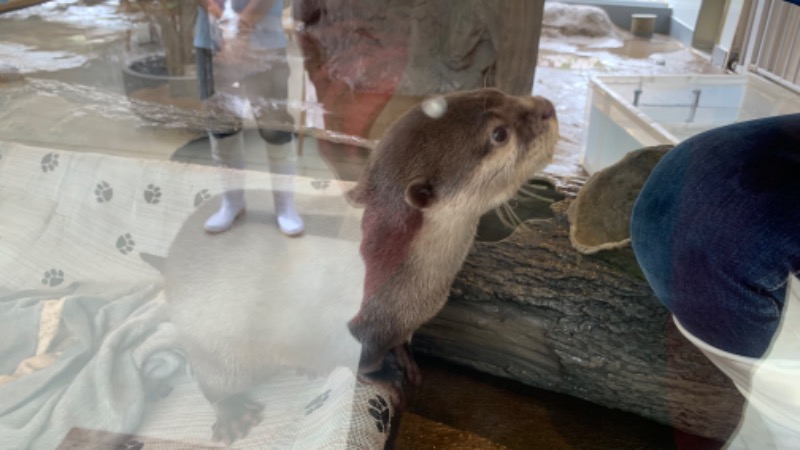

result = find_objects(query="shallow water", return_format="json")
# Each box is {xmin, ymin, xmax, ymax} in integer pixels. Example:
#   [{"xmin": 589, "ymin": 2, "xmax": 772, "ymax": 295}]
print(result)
[
  {"xmin": 534, "ymin": 29, "xmax": 721, "ymax": 179},
  {"xmin": 3, "ymin": 0, "xmax": 133, "ymax": 38}
]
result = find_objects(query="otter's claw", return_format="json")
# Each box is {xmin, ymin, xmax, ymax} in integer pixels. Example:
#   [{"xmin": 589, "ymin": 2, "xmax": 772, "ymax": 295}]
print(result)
[
  {"xmin": 211, "ymin": 395, "xmax": 264, "ymax": 445},
  {"xmin": 358, "ymin": 371, "xmax": 406, "ymax": 409},
  {"xmin": 394, "ymin": 342, "xmax": 422, "ymax": 387},
  {"xmin": 357, "ymin": 344, "xmax": 422, "ymax": 409}
]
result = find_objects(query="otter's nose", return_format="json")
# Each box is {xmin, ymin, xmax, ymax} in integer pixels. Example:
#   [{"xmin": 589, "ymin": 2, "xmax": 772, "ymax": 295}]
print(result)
[{"xmin": 538, "ymin": 97, "xmax": 556, "ymax": 121}]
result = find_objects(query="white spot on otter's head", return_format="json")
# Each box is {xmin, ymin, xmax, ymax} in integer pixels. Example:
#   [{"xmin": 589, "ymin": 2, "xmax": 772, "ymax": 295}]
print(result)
[{"xmin": 421, "ymin": 97, "xmax": 447, "ymax": 119}]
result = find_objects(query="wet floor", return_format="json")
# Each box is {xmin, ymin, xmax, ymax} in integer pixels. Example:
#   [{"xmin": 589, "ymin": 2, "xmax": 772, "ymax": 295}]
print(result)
[
  {"xmin": 0, "ymin": 2, "xmax": 726, "ymax": 449},
  {"xmin": 396, "ymin": 356, "xmax": 723, "ymax": 450},
  {"xmin": 533, "ymin": 30, "xmax": 722, "ymax": 180}
]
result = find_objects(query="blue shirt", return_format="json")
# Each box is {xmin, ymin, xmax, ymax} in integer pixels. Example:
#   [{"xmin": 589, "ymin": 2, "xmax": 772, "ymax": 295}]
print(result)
[{"xmin": 194, "ymin": 0, "xmax": 287, "ymax": 51}]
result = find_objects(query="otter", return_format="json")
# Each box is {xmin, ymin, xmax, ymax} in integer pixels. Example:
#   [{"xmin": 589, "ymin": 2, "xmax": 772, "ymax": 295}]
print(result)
[
  {"xmin": 163, "ymin": 88, "xmax": 558, "ymax": 444},
  {"xmin": 164, "ymin": 190, "xmax": 366, "ymax": 445},
  {"xmin": 347, "ymin": 88, "xmax": 558, "ymax": 385}
]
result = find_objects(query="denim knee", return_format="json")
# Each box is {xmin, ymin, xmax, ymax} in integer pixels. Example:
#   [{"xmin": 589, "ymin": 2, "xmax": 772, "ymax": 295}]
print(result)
[{"xmin": 631, "ymin": 114, "xmax": 800, "ymax": 357}]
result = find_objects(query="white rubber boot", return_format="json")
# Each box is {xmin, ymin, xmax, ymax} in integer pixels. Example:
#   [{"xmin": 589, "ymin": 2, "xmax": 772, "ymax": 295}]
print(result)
[
  {"xmin": 205, "ymin": 132, "xmax": 247, "ymax": 234},
  {"xmin": 204, "ymin": 189, "xmax": 246, "ymax": 234},
  {"xmin": 272, "ymin": 179, "xmax": 304, "ymax": 236},
  {"xmin": 268, "ymin": 136, "xmax": 304, "ymax": 237}
]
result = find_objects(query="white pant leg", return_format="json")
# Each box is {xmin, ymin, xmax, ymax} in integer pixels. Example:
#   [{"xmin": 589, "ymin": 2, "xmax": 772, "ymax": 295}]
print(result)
[{"xmin": 675, "ymin": 275, "xmax": 800, "ymax": 450}]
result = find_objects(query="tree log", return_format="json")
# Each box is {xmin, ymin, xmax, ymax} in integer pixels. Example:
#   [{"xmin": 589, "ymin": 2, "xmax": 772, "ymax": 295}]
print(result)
[{"xmin": 413, "ymin": 178, "xmax": 744, "ymax": 441}]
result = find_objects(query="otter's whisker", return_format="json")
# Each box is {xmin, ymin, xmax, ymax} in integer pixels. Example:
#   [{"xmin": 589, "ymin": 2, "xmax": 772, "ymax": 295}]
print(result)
[
  {"xmin": 494, "ymin": 205, "xmax": 510, "ymax": 229},
  {"xmin": 495, "ymin": 202, "xmax": 521, "ymax": 229},
  {"xmin": 525, "ymin": 182, "xmax": 548, "ymax": 191},
  {"xmin": 517, "ymin": 185, "xmax": 555, "ymax": 203},
  {"xmin": 506, "ymin": 202, "xmax": 524, "ymax": 227}
]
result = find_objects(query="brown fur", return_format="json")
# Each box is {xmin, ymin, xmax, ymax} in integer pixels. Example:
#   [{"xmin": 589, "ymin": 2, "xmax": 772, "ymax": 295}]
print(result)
[
  {"xmin": 347, "ymin": 88, "xmax": 559, "ymax": 375},
  {"xmin": 163, "ymin": 88, "xmax": 558, "ymax": 444}
]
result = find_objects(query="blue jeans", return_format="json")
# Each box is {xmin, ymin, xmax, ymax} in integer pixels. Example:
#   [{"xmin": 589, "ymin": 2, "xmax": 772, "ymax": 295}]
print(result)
[{"xmin": 631, "ymin": 114, "xmax": 800, "ymax": 358}]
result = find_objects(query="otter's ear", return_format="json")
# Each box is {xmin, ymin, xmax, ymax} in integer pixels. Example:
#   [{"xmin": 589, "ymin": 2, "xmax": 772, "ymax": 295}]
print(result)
[{"xmin": 404, "ymin": 180, "xmax": 435, "ymax": 210}]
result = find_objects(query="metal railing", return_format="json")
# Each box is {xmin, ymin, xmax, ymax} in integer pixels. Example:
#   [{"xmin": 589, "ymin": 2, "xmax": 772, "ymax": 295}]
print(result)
[{"xmin": 738, "ymin": 0, "xmax": 800, "ymax": 94}]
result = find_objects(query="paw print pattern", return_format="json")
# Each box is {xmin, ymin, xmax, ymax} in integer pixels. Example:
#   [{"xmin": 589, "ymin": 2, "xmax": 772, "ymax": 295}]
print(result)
[
  {"xmin": 116, "ymin": 233, "xmax": 135, "ymax": 255},
  {"xmin": 41, "ymin": 152, "xmax": 59, "ymax": 173},
  {"xmin": 311, "ymin": 179, "xmax": 330, "ymax": 190},
  {"xmin": 41, "ymin": 269, "xmax": 64, "ymax": 287},
  {"xmin": 94, "ymin": 181, "xmax": 113, "ymax": 203},
  {"xmin": 304, "ymin": 389, "xmax": 331, "ymax": 416},
  {"xmin": 194, "ymin": 189, "xmax": 211, "ymax": 207},
  {"xmin": 367, "ymin": 395, "xmax": 390, "ymax": 433},
  {"xmin": 144, "ymin": 184, "xmax": 161, "ymax": 204}
]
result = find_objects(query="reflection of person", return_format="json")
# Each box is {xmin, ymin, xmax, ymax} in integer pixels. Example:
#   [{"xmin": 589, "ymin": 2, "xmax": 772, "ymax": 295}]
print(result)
[
  {"xmin": 195, "ymin": 0, "xmax": 304, "ymax": 236},
  {"xmin": 631, "ymin": 114, "xmax": 800, "ymax": 448}
]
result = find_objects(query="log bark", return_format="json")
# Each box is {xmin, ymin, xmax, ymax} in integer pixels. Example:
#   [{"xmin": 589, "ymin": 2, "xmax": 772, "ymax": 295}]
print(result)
[{"xmin": 413, "ymin": 177, "xmax": 744, "ymax": 441}]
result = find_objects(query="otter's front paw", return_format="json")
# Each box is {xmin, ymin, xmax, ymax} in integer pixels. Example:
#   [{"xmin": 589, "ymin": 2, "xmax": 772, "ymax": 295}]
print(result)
[
  {"xmin": 393, "ymin": 342, "xmax": 422, "ymax": 387},
  {"xmin": 357, "ymin": 371, "xmax": 406, "ymax": 410},
  {"xmin": 211, "ymin": 395, "xmax": 264, "ymax": 445},
  {"xmin": 357, "ymin": 345, "xmax": 422, "ymax": 409}
]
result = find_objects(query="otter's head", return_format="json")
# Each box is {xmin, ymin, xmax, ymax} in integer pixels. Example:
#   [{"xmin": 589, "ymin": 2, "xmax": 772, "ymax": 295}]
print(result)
[{"xmin": 349, "ymin": 88, "xmax": 558, "ymax": 217}]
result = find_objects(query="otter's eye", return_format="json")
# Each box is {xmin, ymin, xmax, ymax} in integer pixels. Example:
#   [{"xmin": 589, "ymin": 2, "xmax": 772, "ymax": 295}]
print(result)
[{"xmin": 491, "ymin": 127, "xmax": 509, "ymax": 145}]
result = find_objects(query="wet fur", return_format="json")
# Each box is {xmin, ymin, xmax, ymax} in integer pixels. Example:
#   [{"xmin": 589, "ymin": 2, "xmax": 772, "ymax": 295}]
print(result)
[{"xmin": 347, "ymin": 88, "xmax": 559, "ymax": 373}]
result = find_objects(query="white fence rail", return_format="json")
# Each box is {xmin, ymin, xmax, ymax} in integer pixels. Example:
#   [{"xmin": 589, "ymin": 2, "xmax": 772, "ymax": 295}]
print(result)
[{"xmin": 739, "ymin": 0, "xmax": 800, "ymax": 93}]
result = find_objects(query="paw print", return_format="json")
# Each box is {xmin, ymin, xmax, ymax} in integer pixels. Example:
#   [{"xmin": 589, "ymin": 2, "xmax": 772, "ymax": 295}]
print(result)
[
  {"xmin": 311, "ymin": 179, "xmax": 330, "ymax": 190},
  {"xmin": 304, "ymin": 389, "xmax": 331, "ymax": 416},
  {"xmin": 94, "ymin": 181, "xmax": 113, "ymax": 203},
  {"xmin": 41, "ymin": 269, "xmax": 64, "ymax": 287},
  {"xmin": 194, "ymin": 189, "xmax": 211, "ymax": 207},
  {"xmin": 41, "ymin": 152, "xmax": 59, "ymax": 173},
  {"xmin": 367, "ymin": 395, "xmax": 390, "ymax": 433},
  {"xmin": 144, "ymin": 184, "xmax": 161, "ymax": 204},
  {"xmin": 116, "ymin": 233, "xmax": 135, "ymax": 255}
]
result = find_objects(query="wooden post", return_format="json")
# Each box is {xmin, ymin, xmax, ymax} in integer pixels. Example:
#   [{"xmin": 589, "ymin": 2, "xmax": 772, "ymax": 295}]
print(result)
[{"xmin": 495, "ymin": 0, "xmax": 545, "ymax": 95}]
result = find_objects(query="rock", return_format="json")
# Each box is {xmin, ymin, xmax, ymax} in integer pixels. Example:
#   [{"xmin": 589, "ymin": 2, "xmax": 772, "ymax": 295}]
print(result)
[
  {"xmin": 543, "ymin": 3, "xmax": 618, "ymax": 38},
  {"xmin": 294, "ymin": 0, "xmax": 544, "ymax": 97},
  {"xmin": 413, "ymin": 174, "xmax": 743, "ymax": 441},
  {"xmin": 0, "ymin": 63, "xmax": 24, "ymax": 83}
]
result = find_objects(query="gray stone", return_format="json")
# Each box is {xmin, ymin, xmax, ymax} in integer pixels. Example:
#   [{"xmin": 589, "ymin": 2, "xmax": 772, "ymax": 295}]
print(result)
[
  {"xmin": 413, "ymin": 175, "xmax": 743, "ymax": 441},
  {"xmin": 294, "ymin": 0, "xmax": 544, "ymax": 96},
  {"xmin": 543, "ymin": 2, "xmax": 619, "ymax": 38}
]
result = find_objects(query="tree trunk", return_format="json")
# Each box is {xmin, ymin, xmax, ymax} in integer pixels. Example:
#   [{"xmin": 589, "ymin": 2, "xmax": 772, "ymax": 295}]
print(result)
[{"xmin": 412, "ymin": 176, "xmax": 744, "ymax": 441}]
